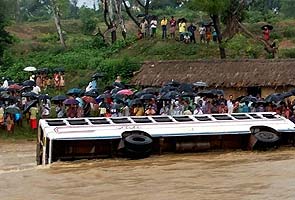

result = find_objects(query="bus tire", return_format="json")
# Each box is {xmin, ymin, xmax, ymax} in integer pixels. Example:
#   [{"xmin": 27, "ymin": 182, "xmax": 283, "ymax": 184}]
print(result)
[
  {"xmin": 124, "ymin": 134, "xmax": 153, "ymax": 151},
  {"xmin": 254, "ymin": 131, "xmax": 280, "ymax": 143}
]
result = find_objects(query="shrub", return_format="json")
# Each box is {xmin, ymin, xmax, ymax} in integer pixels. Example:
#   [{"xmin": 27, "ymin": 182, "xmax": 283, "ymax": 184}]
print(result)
[
  {"xmin": 282, "ymin": 27, "xmax": 295, "ymax": 38},
  {"xmin": 280, "ymin": 48, "xmax": 295, "ymax": 58}
]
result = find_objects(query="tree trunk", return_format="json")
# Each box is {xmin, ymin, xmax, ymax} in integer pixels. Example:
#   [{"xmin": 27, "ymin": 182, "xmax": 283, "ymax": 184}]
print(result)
[
  {"xmin": 211, "ymin": 14, "xmax": 226, "ymax": 59},
  {"xmin": 114, "ymin": 0, "xmax": 127, "ymax": 39},
  {"xmin": 122, "ymin": 0, "xmax": 140, "ymax": 27},
  {"xmin": 15, "ymin": 0, "xmax": 21, "ymax": 23},
  {"xmin": 145, "ymin": 0, "xmax": 150, "ymax": 16},
  {"xmin": 51, "ymin": 0, "xmax": 66, "ymax": 48}
]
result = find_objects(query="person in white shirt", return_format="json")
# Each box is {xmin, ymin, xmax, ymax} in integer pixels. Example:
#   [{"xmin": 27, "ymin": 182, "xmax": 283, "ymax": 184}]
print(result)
[
  {"xmin": 1, "ymin": 78, "xmax": 8, "ymax": 88},
  {"xmin": 150, "ymin": 18, "xmax": 157, "ymax": 37},
  {"xmin": 32, "ymin": 85, "xmax": 41, "ymax": 94},
  {"xmin": 227, "ymin": 95, "xmax": 234, "ymax": 114}
]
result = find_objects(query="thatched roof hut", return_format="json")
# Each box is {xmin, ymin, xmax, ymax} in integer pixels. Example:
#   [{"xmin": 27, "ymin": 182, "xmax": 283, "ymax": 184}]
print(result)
[{"xmin": 130, "ymin": 59, "xmax": 295, "ymax": 88}]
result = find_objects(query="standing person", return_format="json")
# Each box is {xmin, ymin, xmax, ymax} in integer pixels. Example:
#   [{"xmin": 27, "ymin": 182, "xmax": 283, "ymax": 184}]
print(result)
[
  {"xmin": 59, "ymin": 72, "xmax": 65, "ymax": 89},
  {"xmin": 140, "ymin": 19, "xmax": 148, "ymax": 38},
  {"xmin": 227, "ymin": 95, "xmax": 234, "ymax": 114},
  {"xmin": 150, "ymin": 17, "xmax": 157, "ymax": 38},
  {"xmin": 169, "ymin": 16, "xmax": 177, "ymax": 39},
  {"xmin": 263, "ymin": 26, "xmax": 270, "ymax": 41},
  {"xmin": 53, "ymin": 72, "xmax": 60, "ymax": 89},
  {"xmin": 178, "ymin": 19, "xmax": 186, "ymax": 41},
  {"xmin": 199, "ymin": 24, "xmax": 206, "ymax": 43},
  {"xmin": 160, "ymin": 17, "xmax": 168, "ymax": 40},
  {"xmin": 205, "ymin": 25, "xmax": 212, "ymax": 44},
  {"xmin": 41, "ymin": 99, "xmax": 50, "ymax": 119},
  {"xmin": 187, "ymin": 23, "xmax": 196, "ymax": 43},
  {"xmin": 6, "ymin": 113, "xmax": 14, "ymax": 134},
  {"xmin": 212, "ymin": 28, "xmax": 217, "ymax": 42},
  {"xmin": 29, "ymin": 104, "xmax": 38, "ymax": 131}
]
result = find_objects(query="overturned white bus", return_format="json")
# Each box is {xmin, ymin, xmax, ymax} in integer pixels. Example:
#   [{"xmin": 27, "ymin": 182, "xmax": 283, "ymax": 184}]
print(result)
[{"xmin": 36, "ymin": 112, "xmax": 295, "ymax": 165}]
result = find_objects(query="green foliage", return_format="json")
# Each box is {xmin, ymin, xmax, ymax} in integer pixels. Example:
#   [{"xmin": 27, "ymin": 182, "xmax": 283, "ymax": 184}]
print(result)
[
  {"xmin": 280, "ymin": 48, "xmax": 295, "ymax": 58},
  {"xmin": 280, "ymin": 0, "xmax": 295, "ymax": 18},
  {"xmin": 188, "ymin": 0, "xmax": 230, "ymax": 15},
  {"xmin": 225, "ymin": 34, "xmax": 262, "ymax": 59},
  {"xmin": 282, "ymin": 27, "xmax": 295, "ymax": 38},
  {"xmin": 79, "ymin": 7, "xmax": 97, "ymax": 34},
  {"xmin": 98, "ymin": 56, "xmax": 140, "ymax": 87}
]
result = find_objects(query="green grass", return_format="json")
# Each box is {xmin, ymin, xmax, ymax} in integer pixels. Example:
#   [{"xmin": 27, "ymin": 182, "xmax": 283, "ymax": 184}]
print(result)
[{"xmin": 0, "ymin": 123, "xmax": 36, "ymax": 140}]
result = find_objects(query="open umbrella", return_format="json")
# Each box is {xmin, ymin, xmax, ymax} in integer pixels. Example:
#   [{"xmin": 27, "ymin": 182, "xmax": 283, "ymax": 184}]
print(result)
[
  {"xmin": 117, "ymin": 89, "xmax": 134, "ymax": 96},
  {"xmin": 92, "ymin": 72, "xmax": 104, "ymax": 79},
  {"xmin": 63, "ymin": 98, "xmax": 79, "ymax": 105},
  {"xmin": 22, "ymin": 92, "xmax": 39, "ymax": 99},
  {"xmin": 159, "ymin": 86, "xmax": 177, "ymax": 94},
  {"xmin": 164, "ymin": 80, "xmax": 180, "ymax": 87},
  {"xmin": 84, "ymin": 89, "xmax": 99, "ymax": 97},
  {"xmin": 5, "ymin": 106, "xmax": 20, "ymax": 114},
  {"xmin": 82, "ymin": 96, "xmax": 97, "ymax": 104},
  {"xmin": 112, "ymin": 82, "xmax": 125, "ymax": 89},
  {"xmin": 23, "ymin": 100, "xmax": 38, "ymax": 113},
  {"xmin": 162, "ymin": 91, "xmax": 181, "ymax": 99},
  {"xmin": 96, "ymin": 93, "xmax": 111, "ymax": 100},
  {"xmin": 23, "ymin": 66, "xmax": 36, "ymax": 72},
  {"xmin": 23, "ymin": 80, "xmax": 35, "ymax": 87},
  {"xmin": 178, "ymin": 83, "xmax": 193, "ymax": 93},
  {"xmin": 66, "ymin": 88, "xmax": 83, "ymax": 96},
  {"xmin": 261, "ymin": 24, "xmax": 273, "ymax": 30},
  {"xmin": 193, "ymin": 81, "xmax": 208, "ymax": 87},
  {"xmin": 142, "ymin": 87, "xmax": 158, "ymax": 94},
  {"xmin": 129, "ymin": 98, "xmax": 142, "ymax": 106},
  {"xmin": 52, "ymin": 95, "xmax": 67, "ymax": 102},
  {"xmin": 39, "ymin": 94, "xmax": 51, "ymax": 101},
  {"xmin": 8, "ymin": 84, "xmax": 22, "ymax": 91},
  {"xmin": 140, "ymin": 94, "xmax": 156, "ymax": 100},
  {"xmin": 54, "ymin": 67, "xmax": 65, "ymax": 73},
  {"xmin": 240, "ymin": 96, "xmax": 257, "ymax": 103}
]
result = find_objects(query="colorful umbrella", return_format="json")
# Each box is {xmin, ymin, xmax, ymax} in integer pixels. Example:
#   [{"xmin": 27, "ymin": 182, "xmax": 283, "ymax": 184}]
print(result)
[
  {"xmin": 117, "ymin": 89, "xmax": 134, "ymax": 96},
  {"xmin": 82, "ymin": 96, "xmax": 97, "ymax": 104},
  {"xmin": 8, "ymin": 84, "xmax": 22, "ymax": 91},
  {"xmin": 63, "ymin": 98, "xmax": 79, "ymax": 105}
]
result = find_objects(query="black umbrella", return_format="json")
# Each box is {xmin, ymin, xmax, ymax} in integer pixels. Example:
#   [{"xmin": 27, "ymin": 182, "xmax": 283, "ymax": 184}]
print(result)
[
  {"xmin": 92, "ymin": 72, "xmax": 104, "ymax": 79},
  {"xmin": 66, "ymin": 88, "xmax": 83, "ymax": 96},
  {"xmin": 134, "ymin": 91, "xmax": 147, "ymax": 98},
  {"xmin": 164, "ymin": 80, "xmax": 180, "ymax": 87},
  {"xmin": 240, "ymin": 96, "xmax": 257, "ymax": 103},
  {"xmin": 129, "ymin": 98, "xmax": 142, "ymax": 106},
  {"xmin": 23, "ymin": 80, "xmax": 35, "ymax": 87},
  {"xmin": 162, "ymin": 91, "xmax": 181, "ymax": 99},
  {"xmin": 142, "ymin": 87, "xmax": 158, "ymax": 94},
  {"xmin": 39, "ymin": 94, "xmax": 51, "ymax": 101},
  {"xmin": 265, "ymin": 92, "xmax": 292, "ymax": 103},
  {"xmin": 85, "ymin": 89, "xmax": 99, "ymax": 97},
  {"xmin": 5, "ymin": 106, "xmax": 21, "ymax": 114},
  {"xmin": 22, "ymin": 92, "xmax": 39, "ymax": 99},
  {"xmin": 181, "ymin": 91, "xmax": 196, "ymax": 98},
  {"xmin": 261, "ymin": 24, "xmax": 273, "ymax": 30},
  {"xmin": 198, "ymin": 89, "xmax": 224, "ymax": 98},
  {"xmin": 20, "ymin": 86, "xmax": 33, "ymax": 92},
  {"xmin": 112, "ymin": 82, "xmax": 125, "ymax": 89},
  {"xmin": 178, "ymin": 83, "xmax": 193, "ymax": 93},
  {"xmin": 111, "ymin": 87, "xmax": 121, "ymax": 95},
  {"xmin": 96, "ymin": 93, "xmax": 111, "ymax": 99},
  {"xmin": 23, "ymin": 100, "xmax": 38, "ymax": 114},
  {"xmin": 159, "ymin": 86, "xmax": 177, "ymax": 94},
  {"xmin": 52, "ymin": 95, "xmax": 67, "ymax": 102},
  {"xmin": 140, "ymin": 94, "xmax": 156, "ymax": 100}
]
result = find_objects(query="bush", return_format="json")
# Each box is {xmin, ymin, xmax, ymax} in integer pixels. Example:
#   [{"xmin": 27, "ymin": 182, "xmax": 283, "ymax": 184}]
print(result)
[
  {"xmin": 280, "ymin": 48, "xmax": 295, "ymax": 58},
  {"xmin": 282, "ymin": 27, "xmax": 295, "ymax": 38}
]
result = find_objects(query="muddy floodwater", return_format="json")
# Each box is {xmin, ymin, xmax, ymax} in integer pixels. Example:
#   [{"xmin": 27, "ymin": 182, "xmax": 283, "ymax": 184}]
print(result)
[{"xmin": 1, "ymin": 141, "xmax": 295, "ymax": 200}]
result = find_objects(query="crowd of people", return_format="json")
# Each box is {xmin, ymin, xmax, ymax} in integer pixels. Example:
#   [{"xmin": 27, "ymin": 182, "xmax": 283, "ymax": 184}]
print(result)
[
  {"xmin": 137, "ymin": 16, "xmax": 217, "ymax": 44},
  {"xmin": 1, "ymin": 72, "xmax": 295, "ymax": 134}
]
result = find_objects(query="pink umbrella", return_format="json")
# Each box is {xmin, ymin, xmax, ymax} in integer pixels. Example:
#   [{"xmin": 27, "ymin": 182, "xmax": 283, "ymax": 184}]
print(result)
[{"xmin": 117, "ymin": 89, "xmax": 134, "ymax": 96}]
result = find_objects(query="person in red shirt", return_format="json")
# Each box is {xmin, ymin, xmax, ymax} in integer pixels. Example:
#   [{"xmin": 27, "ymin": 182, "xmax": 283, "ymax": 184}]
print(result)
[{"xmin": 263, "ymin": 27, "xmax": 270, "ymax": 41}]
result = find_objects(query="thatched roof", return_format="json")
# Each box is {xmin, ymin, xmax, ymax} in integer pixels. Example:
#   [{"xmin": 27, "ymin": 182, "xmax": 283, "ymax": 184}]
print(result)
[{"xmin": 130, "ymin": 59, "xmax": 295, "ymax": 88}]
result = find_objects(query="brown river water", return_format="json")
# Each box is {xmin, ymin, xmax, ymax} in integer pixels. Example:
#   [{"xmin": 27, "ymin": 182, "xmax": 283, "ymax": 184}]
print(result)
[{"xmin": 1, "ymin": 141, "xmax": 295, "ymax": 200}]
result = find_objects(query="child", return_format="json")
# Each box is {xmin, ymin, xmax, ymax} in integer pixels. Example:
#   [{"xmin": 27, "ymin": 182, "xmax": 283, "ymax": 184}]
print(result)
[{"xmin": 6, "ymin": 113, "xmax": 14, "ymax": 134}]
